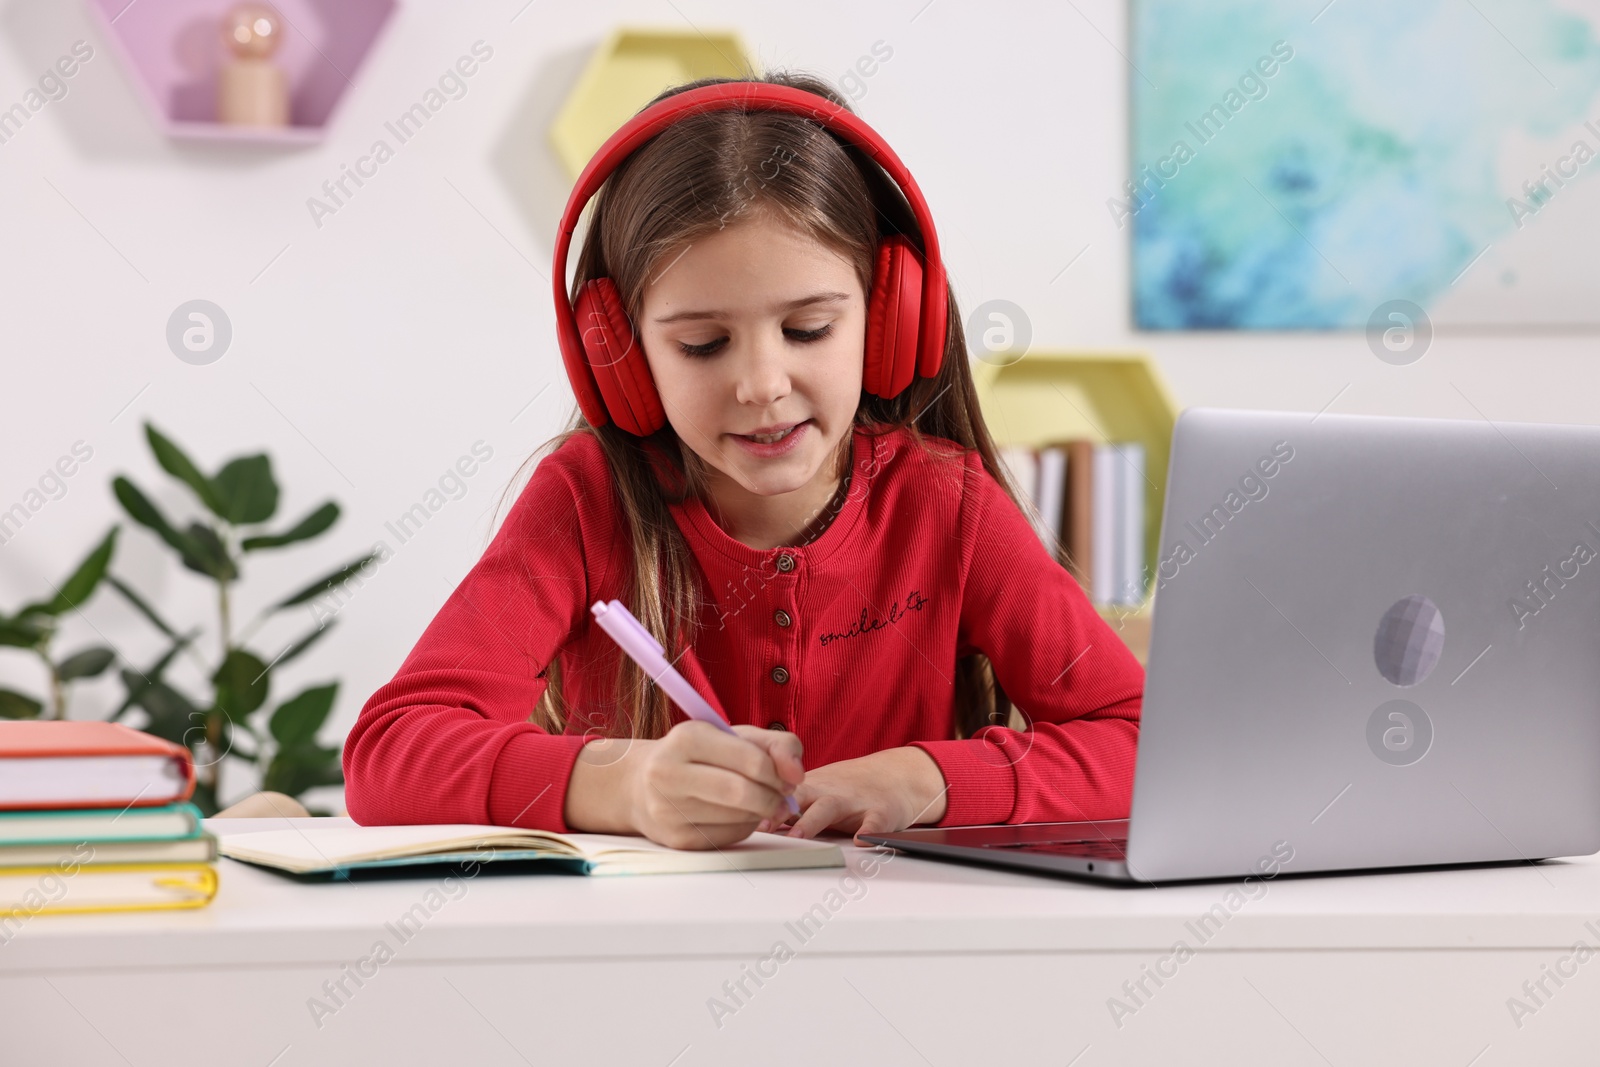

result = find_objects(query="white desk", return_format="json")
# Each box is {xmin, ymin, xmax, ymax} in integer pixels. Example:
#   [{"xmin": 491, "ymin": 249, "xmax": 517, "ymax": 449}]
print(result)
[{"xmin": 4, "ymin": 817, "xmax": 1599, "ymax": 1065}]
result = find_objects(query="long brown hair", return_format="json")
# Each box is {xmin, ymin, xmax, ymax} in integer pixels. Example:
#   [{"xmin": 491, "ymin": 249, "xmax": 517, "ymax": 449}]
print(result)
[{"xmin": 500, "ymin": 70, "xmax": 1032, "ymax": 744}]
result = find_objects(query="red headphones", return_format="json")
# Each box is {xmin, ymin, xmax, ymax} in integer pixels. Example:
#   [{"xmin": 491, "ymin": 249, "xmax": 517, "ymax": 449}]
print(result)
[{"xmin": 552, "ymin": 81, "xmax": 948, "ymax": 437}]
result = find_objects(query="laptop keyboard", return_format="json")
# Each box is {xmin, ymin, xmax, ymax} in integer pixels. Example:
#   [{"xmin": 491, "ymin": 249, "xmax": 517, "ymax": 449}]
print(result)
[{"xmin": 979, "ymin": 838, "xmax": 1127, "ymax": 860}]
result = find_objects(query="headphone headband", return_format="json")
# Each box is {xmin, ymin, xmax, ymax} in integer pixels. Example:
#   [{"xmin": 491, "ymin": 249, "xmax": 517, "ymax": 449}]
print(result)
[{"xmin": 551, "ymin": 81, "xmax": 947, "ymax": 424}]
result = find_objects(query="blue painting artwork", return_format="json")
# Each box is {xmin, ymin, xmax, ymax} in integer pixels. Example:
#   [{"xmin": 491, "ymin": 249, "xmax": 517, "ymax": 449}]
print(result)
[{"xmin": 1128, "ymin": 0, "xmax": 1600, "ymax": 329}]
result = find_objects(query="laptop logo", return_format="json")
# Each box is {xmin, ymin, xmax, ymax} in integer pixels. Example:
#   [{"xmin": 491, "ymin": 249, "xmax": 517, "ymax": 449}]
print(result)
[
  {"xmin": 1367, "ymin": 596, "xmax": 1442, "ymax": 766},
  {"xmin": 1374, "ymin": 594, "xmax": 1445, "ymax": 687}
]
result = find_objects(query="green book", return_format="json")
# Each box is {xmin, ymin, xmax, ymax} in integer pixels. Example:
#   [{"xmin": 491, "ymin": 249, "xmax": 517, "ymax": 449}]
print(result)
[{"xmin": 0, "ymin": 802, "xmax": 204, "ymax": 847}]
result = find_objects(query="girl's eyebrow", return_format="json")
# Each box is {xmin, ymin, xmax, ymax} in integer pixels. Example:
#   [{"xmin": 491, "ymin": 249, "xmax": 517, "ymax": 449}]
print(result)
[{"xmin": 652, "ymin": 291, "xmax": 851, "ymax": 325}]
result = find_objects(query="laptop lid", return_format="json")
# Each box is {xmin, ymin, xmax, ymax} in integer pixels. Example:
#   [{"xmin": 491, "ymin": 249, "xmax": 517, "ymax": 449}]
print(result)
[{"xmin": 1126, "ymin": 408, "xmax": 1600, "ymax": 882}]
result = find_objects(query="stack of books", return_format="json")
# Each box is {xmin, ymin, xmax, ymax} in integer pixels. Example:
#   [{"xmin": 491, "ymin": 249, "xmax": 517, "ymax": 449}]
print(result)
[
  {"xmin": 999, "ymin": 439, "xmax": 1147, "ymax": 606},
  {"xmin": 0, "ymin": 721, "xmax": 217, "ymax": 922}
]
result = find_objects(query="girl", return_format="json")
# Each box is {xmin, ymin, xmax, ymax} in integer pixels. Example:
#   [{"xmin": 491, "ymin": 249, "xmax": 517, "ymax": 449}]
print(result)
[{"xmin": 343, "ymin": 71, "xmax": 1144, "ymax": 850}]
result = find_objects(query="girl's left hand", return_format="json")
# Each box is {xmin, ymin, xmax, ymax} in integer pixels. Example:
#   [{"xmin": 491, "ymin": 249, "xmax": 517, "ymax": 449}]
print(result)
[{"xmin": 757, "ymin": 746, "xmax": 948, "ymax": 845}]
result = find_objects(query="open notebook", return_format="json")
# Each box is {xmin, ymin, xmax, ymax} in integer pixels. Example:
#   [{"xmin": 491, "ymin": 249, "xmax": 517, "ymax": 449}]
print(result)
[{"xmin": 217, "ymin": 824, "xmax": 845, "ymax": 877}]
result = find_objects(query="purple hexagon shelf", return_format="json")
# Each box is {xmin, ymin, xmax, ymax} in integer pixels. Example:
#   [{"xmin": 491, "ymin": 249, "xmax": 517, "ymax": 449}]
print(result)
[{"xmin": 87, "ymin": 0, "xmax": 397, "ymax": 143}]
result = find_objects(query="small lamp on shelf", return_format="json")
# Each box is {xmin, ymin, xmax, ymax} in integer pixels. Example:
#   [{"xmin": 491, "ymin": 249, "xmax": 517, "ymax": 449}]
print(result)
[{"xmin": 217, "ymin": 3, "xmax": 289, "ymax": 127}]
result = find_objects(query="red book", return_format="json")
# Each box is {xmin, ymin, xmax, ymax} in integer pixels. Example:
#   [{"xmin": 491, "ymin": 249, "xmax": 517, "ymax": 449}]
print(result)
[{"xmin": 0, "ymin": 721, "xmax": 195, "ymax": 811}]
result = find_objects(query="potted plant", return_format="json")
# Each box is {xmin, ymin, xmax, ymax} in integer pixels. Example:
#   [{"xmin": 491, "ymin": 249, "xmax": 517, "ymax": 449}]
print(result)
[{"xmin": 108, "ymin": 423, "xmax": 375, "ymax": 815}]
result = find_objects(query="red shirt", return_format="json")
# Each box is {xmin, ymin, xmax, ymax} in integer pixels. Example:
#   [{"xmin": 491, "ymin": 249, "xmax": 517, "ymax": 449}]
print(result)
[{"xmin": 343, "ymin": 422, "xmax": 1144, "ymax": 832}]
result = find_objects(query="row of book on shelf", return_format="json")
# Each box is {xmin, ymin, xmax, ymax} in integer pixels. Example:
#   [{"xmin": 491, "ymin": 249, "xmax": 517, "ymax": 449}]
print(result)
[
  {"xmin": 1, "ymin": 721, "xmax": 214, "ymax": 921},
  {"xmin": 999, "ymin": 439, "xmax": 1148, "ymax": 607}
]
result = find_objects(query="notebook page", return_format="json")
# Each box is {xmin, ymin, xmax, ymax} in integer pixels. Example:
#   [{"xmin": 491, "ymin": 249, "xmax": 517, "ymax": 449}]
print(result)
[{"xmin": 216, "ymin": 824, "xmax": 570, "ymax": 872}]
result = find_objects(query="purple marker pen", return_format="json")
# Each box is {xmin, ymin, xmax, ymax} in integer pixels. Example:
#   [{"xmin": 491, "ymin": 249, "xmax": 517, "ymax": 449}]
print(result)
[{"xmin": 590, "ymin": 599, "xmax": 800, "ymax": 817}]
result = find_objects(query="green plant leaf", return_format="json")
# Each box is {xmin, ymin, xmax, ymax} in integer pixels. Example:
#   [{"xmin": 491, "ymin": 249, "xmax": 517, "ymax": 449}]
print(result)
[
  {"xmin": 240, "ymin": 501, "xmax": 339, "ymax": 552},
  {"xmin": 123, "ymin": 671, "xmax": 201, "ymax": 746},
  {"xmin": 212, "ymin": 648, "xmax": 270, "ymax": 721},
  {"xmin": 268, "ymin": 683, "xmax": 337, "ymax": 748},
  {"xmin": 145, "ymin": 424, "xmax": 225, "ymax": 515},
  {"xmin": 114, "ymin": 477, "xmax": 204, "ymax": 560},
  {"xmin": 106, "ymin": 575, "xmax": 177, "ymax": 639},
  {"xmin": 212, "ymin": 455, "xmax": 278, "ymax": 525},
  {"xmin": 273, "ymin": 554, "xmax": 379, "ymax": 611},
  {"xmin": 35, "ymin": 527, "xmax": 119, "ymax": 617},
  {"xmin": 0, "ymin": 689, "xmax": 44, "ymax": 719},
  {"xmin": 0, "ymin": 615, "xmax": 47, "ymax": 650},
  {"xmin": 180, "ymin": 522, "xmax": 238, "ymax": 582},
  {"xmin": 109, "ymin": 631, "xmax": 198, "ymax": 723},
  {"xmin": 262, "ymin": 742, "xmax": 343, "ymax": 796},
  {"xmin": 275, "ymin": 620, "xmax": 334, "ymax": 668},
  {"xmin": 56, "ymin": 646, "xmax": 115, "ymax": 681},
  {"xmin": 115, "ymin": 478, "xmax": 241, "ymax": 583}
]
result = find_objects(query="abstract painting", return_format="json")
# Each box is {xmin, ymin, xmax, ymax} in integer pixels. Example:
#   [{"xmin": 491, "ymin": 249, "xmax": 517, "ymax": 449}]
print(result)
[{"xmin": 1129, "ymin": 0, "xmax": 1600, "ymax": 328}]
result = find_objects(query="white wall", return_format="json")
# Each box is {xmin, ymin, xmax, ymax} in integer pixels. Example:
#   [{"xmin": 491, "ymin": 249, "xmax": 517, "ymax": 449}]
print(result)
[{"xmin": 2, "ymin": 0, "xmax": 1595, "ymax": 807}]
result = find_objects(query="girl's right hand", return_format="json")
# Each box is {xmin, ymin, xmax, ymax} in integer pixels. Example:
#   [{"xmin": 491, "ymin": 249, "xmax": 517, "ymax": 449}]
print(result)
[{"xmin": 627, "ymin": 721, "xmax": 804, "ymax": 849}]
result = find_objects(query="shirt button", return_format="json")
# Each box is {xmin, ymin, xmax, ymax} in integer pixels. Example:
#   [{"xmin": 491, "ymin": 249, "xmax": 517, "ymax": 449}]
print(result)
[
  {"xmin": 774, "ymin": 609, "xmax": 793, "ymax": 627},
  {"xmin": 770, "ymin": 665, "xmax": 790, "ymax": 685},
  {"xmin": 767, "ymin": 721, "xmax": 786, "ymax": 730},
  {"xmin": 775, "ymin": 553, "xmax": 795, "ymax": 573}
]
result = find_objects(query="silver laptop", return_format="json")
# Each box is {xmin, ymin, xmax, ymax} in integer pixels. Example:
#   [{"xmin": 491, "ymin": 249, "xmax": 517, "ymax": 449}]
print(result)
[{"xmin": 861, "ymin": 407, "xmax": 1600, "ymax": 883}]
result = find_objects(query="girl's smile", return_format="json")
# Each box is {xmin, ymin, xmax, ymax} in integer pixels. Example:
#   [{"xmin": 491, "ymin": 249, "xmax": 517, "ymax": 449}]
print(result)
[{"xmin": 730, "ymin": 418, "xmax": 811, "ymax": 456}]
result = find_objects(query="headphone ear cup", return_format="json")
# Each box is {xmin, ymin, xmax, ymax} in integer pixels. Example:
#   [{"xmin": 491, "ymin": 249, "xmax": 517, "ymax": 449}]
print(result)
[
  {"xmin": 863, "ymin": 235, "xmax": 924, "ymax": 399},
  {"xmin": 573, "ymin": 277, "xmax": 666, "ymax": 436}
]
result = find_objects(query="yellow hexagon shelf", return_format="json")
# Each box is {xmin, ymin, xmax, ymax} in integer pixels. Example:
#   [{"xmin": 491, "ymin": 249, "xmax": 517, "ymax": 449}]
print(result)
[
  {"xmin": 973, "ymin": 351, "xmax": 1180, "ymax": 661},
  {"xmin": 550, "ymin": 28, "xmax": 755, "ymax": 181}
]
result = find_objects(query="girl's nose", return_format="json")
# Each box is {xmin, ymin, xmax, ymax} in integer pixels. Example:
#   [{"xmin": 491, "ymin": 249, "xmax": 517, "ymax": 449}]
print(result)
[{"xmin": 733, "ymin": 335, "xmax": 791, "ymax": 407}]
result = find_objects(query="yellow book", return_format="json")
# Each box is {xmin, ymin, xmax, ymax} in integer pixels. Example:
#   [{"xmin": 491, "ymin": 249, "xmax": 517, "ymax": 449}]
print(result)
[{"xmin": 0, "ymin": 862, "xmax": 217, "ymax": 918}]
